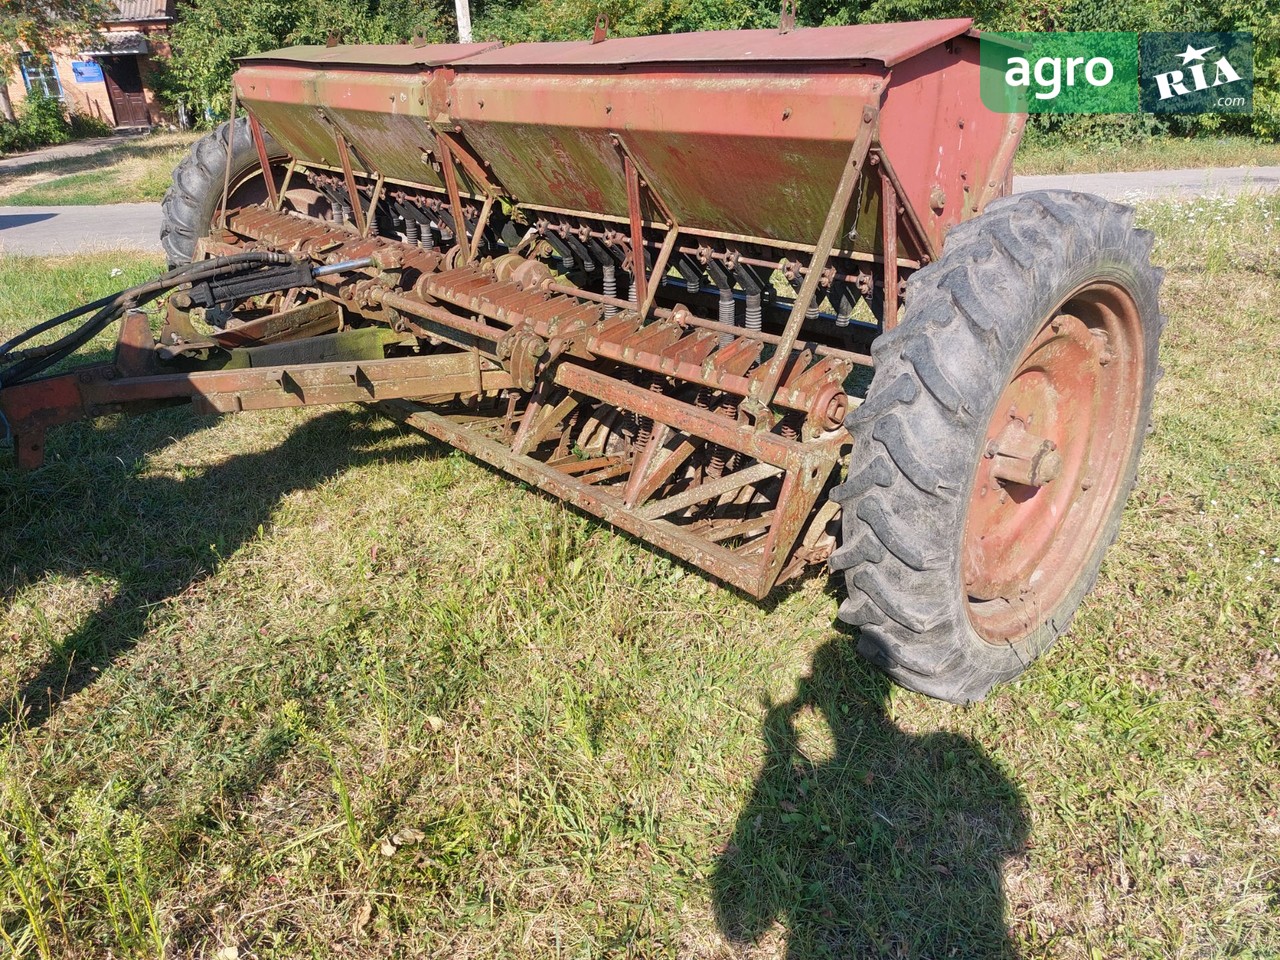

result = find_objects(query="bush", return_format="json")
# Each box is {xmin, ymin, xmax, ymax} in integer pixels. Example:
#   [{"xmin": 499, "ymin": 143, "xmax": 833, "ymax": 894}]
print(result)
[
  {"xmin": 0, "ymin": 90, "xmax": 72, "ymax": 155},
  {"xmin": 0, "ymin": 120, "xmax": 25, "ymax": 155},
  {"xmin": 68, "ymin": 112, "xmax": 114, "ymax": 139},
  {"xmin": 20, "ymin": 90, "xmax": 72, "ymax": 147},
  {"xmin": 0, "ymin": 92, "xmax": 118, "ymax": 156}
]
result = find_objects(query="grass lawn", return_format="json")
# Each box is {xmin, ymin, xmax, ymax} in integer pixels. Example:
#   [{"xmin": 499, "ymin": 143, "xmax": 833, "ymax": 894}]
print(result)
[
  {"xmin": 0, "ymin": 199, "xmax": 1277, "ymax": 959},
  {"xmin": 1015, "ymin": 135, "xmax": 1280, "ymax": 175},
  {"xmin": 0, "ymin": 132, "xmax": 199, "ymax": 207}
]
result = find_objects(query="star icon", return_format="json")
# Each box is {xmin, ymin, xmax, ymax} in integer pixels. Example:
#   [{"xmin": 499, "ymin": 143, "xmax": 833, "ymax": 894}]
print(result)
[{"xmin": 1178, "ymin": 43, "xmax": 1215, "ymax": 65}]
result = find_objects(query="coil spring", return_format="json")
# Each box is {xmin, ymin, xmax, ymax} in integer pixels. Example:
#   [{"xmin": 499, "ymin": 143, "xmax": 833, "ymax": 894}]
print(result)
[
  {"xmin": 717, "ymin": 287, "xmax": 735, "ymax": 346},
  {"xmin": 602, "ymin": 263, "xmax": 618, "ymax": 318},
  {"xmin": 745, "ymin": 291, "xmax": 762, "ymax": 333}
]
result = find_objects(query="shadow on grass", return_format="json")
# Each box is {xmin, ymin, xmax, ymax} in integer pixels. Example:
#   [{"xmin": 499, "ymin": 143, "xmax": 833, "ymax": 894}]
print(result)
[
  {"xmin": 714, "ymin": 640, "xmax": 1028, "ymax": 959},
  {"xmin": 1, "ymin": 405, "xmax": 440, "ymax": 729}
]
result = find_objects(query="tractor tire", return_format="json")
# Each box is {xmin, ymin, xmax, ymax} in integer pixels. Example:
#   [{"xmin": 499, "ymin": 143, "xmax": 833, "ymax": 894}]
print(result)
[
  {"xmin": 830, "ymin": 190, "xmax": 1164, "ymax": 703},
  {"xmin": 160, "ymin": 118, "xmax": 286, "ymax": 267}
]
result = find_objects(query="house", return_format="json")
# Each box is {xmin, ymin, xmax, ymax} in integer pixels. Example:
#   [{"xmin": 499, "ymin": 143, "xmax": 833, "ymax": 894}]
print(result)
[{"xmin": 4, "ymin": 0, "xmax": 176, "ymax": 130}]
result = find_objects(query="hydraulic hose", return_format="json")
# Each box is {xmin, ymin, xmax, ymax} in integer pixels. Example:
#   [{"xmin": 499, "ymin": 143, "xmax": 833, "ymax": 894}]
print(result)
[{"xmin": 0, "ymin": 251, "xmax": 314, "ymax": 388}]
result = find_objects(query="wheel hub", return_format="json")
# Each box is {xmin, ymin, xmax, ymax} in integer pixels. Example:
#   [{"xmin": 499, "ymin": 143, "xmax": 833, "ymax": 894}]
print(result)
[
  {"xmin": 962, "ymin": 284, "xmax": 1145, "ymax": 644},
  {"xmin": 987, "ymin": 419, "xmax": 1062, "ymax": 487}
]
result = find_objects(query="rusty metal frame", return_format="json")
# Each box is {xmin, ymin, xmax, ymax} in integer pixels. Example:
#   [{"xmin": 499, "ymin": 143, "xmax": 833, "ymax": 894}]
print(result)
[
  {"xmin": 747, "ymin": 108, "xmax": 877, "ymax": 417},
  {"xmin": 274, "ymin": 158, "xmax": 297, "ymax": 212},
  {"xmin": 216, "ymin": 84, "xmax": 239, "ymax": 228},
  {"xmin": 364, "ymin": 173, "xmax": 386, "ymax": 239},
  {"xmin": 248, "ymin": 112, "xmax": 280, "ymax": 210},
  {"xmin": 333, "ymin": 131, "xmax": 367, "ymax": 235},
  {"xmin": 436, "ymin": 137, "xmax": 469, "ymax": 254},
  {"xmin": 623, "ymin": 154, "xmax": 648, "ymax": 309},
  {"xmin": 0, "ymin": 339, "xmax": 515, "ymax": 465},
  {"xmin": 880, "ymin": 164, "xmax": 899, "ymax": 330},
  {"xmin": 378, "ymin": 397, "xmax": 839, "ymax": 598}
]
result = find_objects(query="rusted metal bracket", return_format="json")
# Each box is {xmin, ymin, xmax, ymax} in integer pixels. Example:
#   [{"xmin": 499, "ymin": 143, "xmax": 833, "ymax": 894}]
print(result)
[
  {"xmin": 779, "ymin": 0, "xmax": 797, "ymax": 33},
  {"xmin": 248, "ymin": 112, "xmax": 279, "ymax": 210},
  {"xmin": 641, "ymin": 227, "xmax": 679, "ymax": 320},
  {"xmin": 870, "ymin": 146, "xmax": 936, "ymax": 263},
  {"xmin": 612, "ymin": 135, "xmax": 682, "ymax": 320},
  {"xmin": 593, "ymin": 13, "xmax": 609, "ymax": 43},
  {"xmin": 364, "ymin": 173, "xmax": 386, "ymax": 239},
  {"xmin": 879, "ymin": 163, "xmax": 899, "ymax": 329},
  {"xmin": 334, "ymin": 131, "xmax": 368, "ymax": 235},
  {"xmin": 746, "ymin": 109, "xmax": 877, "ymax": 420},
  {"xmin": 469, "ymin": 194, "xmax": 495, "ymax": 262},
  {"xmin": 431, "ymin": 128, "xmax": 502, "ymax": 199},
  {"xmin": 217, "ymin": 83, "xmax": 239, "ymax": 228},
  {"xmin": 274, "ymin": 158, "xmax": 297, "ymax": 212},
  {"xmin": 623, "ymin": 154, "xmax": 648, "ymax": 310},
  {"xmin": 435, "ymin": 136, "xmax": 469, "ymax": 257}
]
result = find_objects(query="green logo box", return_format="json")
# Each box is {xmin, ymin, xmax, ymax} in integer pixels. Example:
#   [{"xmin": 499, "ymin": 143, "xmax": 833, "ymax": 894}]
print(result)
[{"xmin": 980, "ymin": 32, "xmax": 1139, "ymax": 114}]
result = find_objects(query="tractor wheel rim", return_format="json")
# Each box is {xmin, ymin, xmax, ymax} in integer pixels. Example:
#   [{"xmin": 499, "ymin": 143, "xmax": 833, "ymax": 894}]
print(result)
[{"xmin": 962, "ymin": 280, "xmax": 1145, "ymax": 645}]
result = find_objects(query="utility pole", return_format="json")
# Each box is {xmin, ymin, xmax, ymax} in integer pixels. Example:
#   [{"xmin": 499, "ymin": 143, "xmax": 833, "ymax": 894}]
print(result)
[{"xmin": 455, "ymin": 0, "xmax": 472, "ymax": 43}]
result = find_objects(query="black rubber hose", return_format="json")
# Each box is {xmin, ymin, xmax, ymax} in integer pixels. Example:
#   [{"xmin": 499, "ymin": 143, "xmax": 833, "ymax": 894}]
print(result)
[
  {"xmin": 0, "ymin": 252, "xmax": 294, "ymax": 386},
  {"xmin": 0, "ymin": 252, "xmax": 287, "ymax": 358}
]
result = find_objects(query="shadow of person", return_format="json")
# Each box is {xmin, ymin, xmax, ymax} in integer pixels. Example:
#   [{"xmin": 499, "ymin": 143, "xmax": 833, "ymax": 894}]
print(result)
[
  {"xmin": 713, "ymin": 640, "xmax": 1028, "ymax": 959},
  {"xmin": 1, "ymin": 404, "xmax": 441, "ymax": 729}
]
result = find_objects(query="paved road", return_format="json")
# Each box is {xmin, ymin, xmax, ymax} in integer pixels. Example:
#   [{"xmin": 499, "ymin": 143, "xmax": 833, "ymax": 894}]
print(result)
[
  {"xmin": 2, "ymin": 165, "xmax": 1278, "ymax": 257},
  {"xmin": 0, "ymin": 204, "xmax": 165, "ymax": 256},
  {"xmin": 1016, "ymin": 164, "xmax": 1280, "ymax": 200}
]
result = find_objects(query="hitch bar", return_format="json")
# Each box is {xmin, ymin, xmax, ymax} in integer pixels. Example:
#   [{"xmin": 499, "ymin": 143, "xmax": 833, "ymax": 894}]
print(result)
[{"xmin": 0, "ymin": 312, "xmax": 513, "ymax": 470}]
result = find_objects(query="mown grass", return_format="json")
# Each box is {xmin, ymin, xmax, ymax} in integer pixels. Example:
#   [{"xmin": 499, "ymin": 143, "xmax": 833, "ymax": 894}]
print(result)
[
  {"xmin": 1015, "ymin": 135, "xmax": 1280, "ymax": 175},
  {"xmin": 0, "ymin": 132, "xmax": 199, "ymax": 206},
  {"xmin": 0, "ymin": 198, "xmax": 1278, "ymax": 959}
]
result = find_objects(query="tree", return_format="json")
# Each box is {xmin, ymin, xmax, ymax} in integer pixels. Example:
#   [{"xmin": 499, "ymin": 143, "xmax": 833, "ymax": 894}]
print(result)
[
  {"xmin": 168, "ymin": 0, "xmax": 452, "ymax": 118},
  {"xmin": 0, "ymin": 0, "xmax": 107, "ymax": 121}
]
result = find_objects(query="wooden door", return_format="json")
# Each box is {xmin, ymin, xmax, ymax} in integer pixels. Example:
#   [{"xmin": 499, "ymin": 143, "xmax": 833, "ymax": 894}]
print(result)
[{"xmin": 102, "ymin": 56, "xmax": 150, "ymax": 128}]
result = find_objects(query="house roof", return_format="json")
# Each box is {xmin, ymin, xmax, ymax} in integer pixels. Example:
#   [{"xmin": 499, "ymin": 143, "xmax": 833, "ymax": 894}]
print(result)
[
  {"xmin": 107, "ymin": 0, "xmax": 171, "ymax": 22},
  {"xmin": 81, "ymin": 30, "xmax": 151, "ymax": 55}
]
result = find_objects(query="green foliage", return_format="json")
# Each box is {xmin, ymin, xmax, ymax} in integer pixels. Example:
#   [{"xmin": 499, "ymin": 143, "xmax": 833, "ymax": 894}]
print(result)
[
  {"xmin": 0, "ymin": 0, "xmax": 107, "ymax": 76},
  {"xmin": 473, "ymin": 0, "xmax": 778, "ymax": 42},
  {"xmin": 0, "ymin": 91, "xmax": 72, "ymax": 156},
  {"xmin": 467, "ymin": 0, "xmax": 1276, "ymax": 139},
  {"xmin": 67, "ymin": 111, "xmax": 114, "ymax": 140},
  {"xmin": 17, "ymin": 91, "xmax": 71, "ymax": 147},
  {"xmin": 161, "ymin": 0, "xmax": 1277, "ymax": 138},
  {"xmin": 168, "ymin": 0, "xmax": 453, "ymax": 116}
]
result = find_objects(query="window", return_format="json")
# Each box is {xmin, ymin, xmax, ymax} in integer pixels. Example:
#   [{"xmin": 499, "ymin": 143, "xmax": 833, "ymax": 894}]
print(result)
[{"xmin": 20, "ymin": 53, "xmax": 64, "ymax": 101}]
